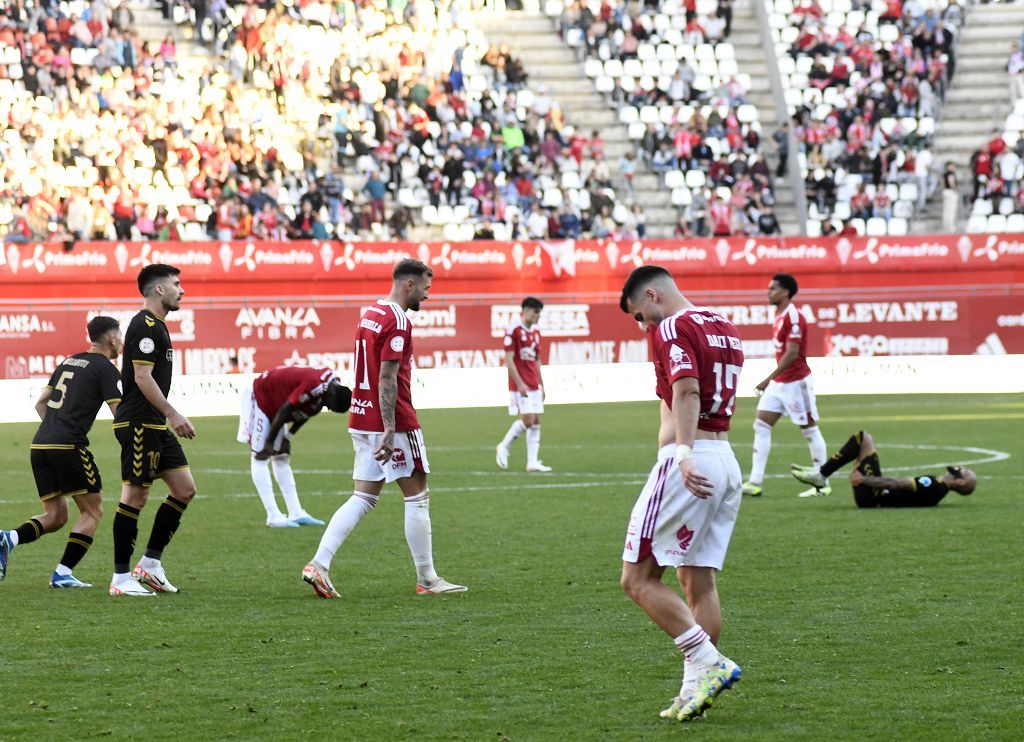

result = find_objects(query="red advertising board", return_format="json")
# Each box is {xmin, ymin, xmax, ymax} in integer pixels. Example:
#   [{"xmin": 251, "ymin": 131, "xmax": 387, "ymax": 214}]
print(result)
[
  {"xmin": 2, "ymin": 292, "xmax": 1021, "ymax": 379},
  {"xmin": 1, "ymin": 235, "xmax": 1023, "ymax": 300}
]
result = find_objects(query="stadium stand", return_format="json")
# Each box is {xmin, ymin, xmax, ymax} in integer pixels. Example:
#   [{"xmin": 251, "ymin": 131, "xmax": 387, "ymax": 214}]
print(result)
[
  {"xmin": 548, "ymin": 0, "xmax": 783, "ymax": 236},
  {"xmin": 769, "ymin": 0, "xmax": 967, "ymax": 237},
  {"xmin": 0, "ymin": 0, "xmax": 636, "ymax": 243}
]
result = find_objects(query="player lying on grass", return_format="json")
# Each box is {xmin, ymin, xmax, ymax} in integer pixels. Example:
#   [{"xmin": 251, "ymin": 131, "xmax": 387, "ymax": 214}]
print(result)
[
  {"xmin": 791, "ymin": 431, "xmax": 977, "ymax": 506},
  {"xmin": 238, "ymin": 366, "xmax": 352, "ymax": 527}
]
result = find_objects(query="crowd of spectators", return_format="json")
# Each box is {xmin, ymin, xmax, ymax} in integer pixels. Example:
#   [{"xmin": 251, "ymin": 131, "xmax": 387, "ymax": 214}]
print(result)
[
  {"xmin": 1, "ymin": 0, "xmax": 642, "ymax": 244},
  {"xmin": 554, "ymin": 0, "xmax": 783, "ymax": 236},
  {"xmin": 774, "ymin": 0, "xmax": 966, "ymax": 235}
]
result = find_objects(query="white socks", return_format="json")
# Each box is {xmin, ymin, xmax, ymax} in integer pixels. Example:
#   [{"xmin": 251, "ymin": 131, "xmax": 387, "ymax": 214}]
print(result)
[
  {"xmin": 500, "ymin": 419, "xmax": 526, "ymax": 449},
  {"xmin": 271, "ymin": 454, "xmax": 303, "ymax": 518},
  {"xmin": 802, "ymin": 426, "xmax": 827, "ymax": 470},
  {"xmin": 525, "ymin": 425, "xmax": 541, "ymax": 466},
  {"xmin": 250, "ymin": 457, "xmax": 284, "ymax": 520},
  {"xmin": 404, "ymin": 490, "xmax": 439, "ymax": 584},
  {"xmin": 8, "ymin": 531, "xmax": 19, "ymax": 546},
  {"xmin": 674, "ymin": 625, "xmax": 718, "ymax": 669},
  {"xmin": 749, "ymin": 419, "xmax": 773, "ymax": 485},
  {"xmin": 313, "ymin": 491, "xmax": 378, "ymax": 568}
]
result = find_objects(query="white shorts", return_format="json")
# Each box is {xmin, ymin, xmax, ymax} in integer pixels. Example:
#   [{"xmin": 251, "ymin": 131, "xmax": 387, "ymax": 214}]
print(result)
[
  {"xmin": 756, "ymin": 375, "xmax": 819, "ymax": 426},
  {"xmin": 508, "ymin": 389, "xmax": 544, "ymax": 416},
  {"xmin": 236, "ymin": 385, "xmax": 287, "ymax": 453},
  {"xmin": 350, "ymin": 428, "xmax": 430, "ymax": 483},
  {"xmin": 622, "ymin": 441, "xmax": 742, "ymax": 569}
]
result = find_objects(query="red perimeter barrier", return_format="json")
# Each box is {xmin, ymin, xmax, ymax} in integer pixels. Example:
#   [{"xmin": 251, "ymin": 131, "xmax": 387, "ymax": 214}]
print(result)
[{"xmin": 1, "ymin": 237, "xmax": 1021, "ymax": 378}]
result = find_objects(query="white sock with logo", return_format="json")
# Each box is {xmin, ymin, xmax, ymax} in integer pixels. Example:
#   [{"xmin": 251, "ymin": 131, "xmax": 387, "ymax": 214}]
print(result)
[
  {"xmin": 500, "ymin": 419, "xmax": 526, "ymax": 449},
  {"xmin": 674, "ymin": 625, "xmax": 718, "ymax": 669},
  {"xmin": 802, "ymin": 426, "xmax": 827, "ymax": 470},
  {"xmin": 404, "ymin": 490, "xmax": 439, "ymax": 584},
  {"xmin": 526, "ymin": 425, "xmax": 541, "ymax": 466},
  {"xmin": 313, "ymin": 492, "xmax": 378, "ymax": 568},
  {"xmin": 271, "ymin": 454, "xmax": 303, "ymax": 518},
  {"xmin": 749, "ymin": 419, "xmax": 772, "ymax": 485},
  {"xmin": 250, "ymin": 457, "xmax": 284, "ymax": 520}
]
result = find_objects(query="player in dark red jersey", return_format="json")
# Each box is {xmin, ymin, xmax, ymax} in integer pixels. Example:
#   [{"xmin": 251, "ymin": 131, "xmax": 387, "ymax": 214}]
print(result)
[
  {"xmin": 495, "ymin": 296, "xmax": 551, "ymax": 472},
  {"xmin": 743, "ymin": 273, "xmax": 830, "ymax": 498},
  {"xmin": 0, "ymin": 316, "xmax": 122, "ymax": 588},
  {"xmin": 792, "ymin": 431, "xmax": 977, "ymax": 507},
  {"xmin": 237, "ymin": 366, "xmax": 351, "ymax": 527},
  {"xmin": 302, "ymin": 259, "xmax": 467, "ymax": 598},
  {"xmin": 619, "ymin": 266, "xmax": 744, "ymax": 723}
]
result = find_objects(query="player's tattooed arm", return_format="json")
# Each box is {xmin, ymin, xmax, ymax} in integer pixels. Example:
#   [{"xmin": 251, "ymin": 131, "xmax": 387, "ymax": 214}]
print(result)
[
  {"xmin": 853, "ymin": 473, "xmax": 916, "ymax": 492},
  {"xmin": 378, "ymin": 359, "xmax": 400, "ymax": 432}
]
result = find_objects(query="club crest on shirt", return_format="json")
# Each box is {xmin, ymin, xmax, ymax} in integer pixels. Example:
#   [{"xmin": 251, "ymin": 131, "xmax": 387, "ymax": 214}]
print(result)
[{"xmin": 668, "ymin": 344, "xmax": 692, "ymax": 373}]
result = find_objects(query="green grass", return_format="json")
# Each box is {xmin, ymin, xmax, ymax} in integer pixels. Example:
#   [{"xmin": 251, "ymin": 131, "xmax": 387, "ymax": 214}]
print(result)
[{"xmin": 0, "ymin": 394, "xmax": 1021, "ymax": 740}]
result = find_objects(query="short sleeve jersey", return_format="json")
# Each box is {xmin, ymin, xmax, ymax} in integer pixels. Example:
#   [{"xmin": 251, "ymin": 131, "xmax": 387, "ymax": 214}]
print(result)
[
  {"xmin": 114, "ymin": 309, "xmax": 173, "ymax": 424},
  {"xmin": 33, "ymin": 352, "xmax": 122, "ymax": 446},
  {"xmin": 773, "ymin": 304, "xmax": 811, "ymax": 382},
  {"xmin": 254, "ymin": 366, "xmax": 335, "ymax": 420},
  {"xmin": 652, "ymin": 308, "xmax": 745, "ymax": 432},
  {"xmin": 350, "ymin": 300, "xmax": 420, "ymax": 433},
  {"xmin": 504, "ymin": 321, "xmax": 542, "ymax": 391}
]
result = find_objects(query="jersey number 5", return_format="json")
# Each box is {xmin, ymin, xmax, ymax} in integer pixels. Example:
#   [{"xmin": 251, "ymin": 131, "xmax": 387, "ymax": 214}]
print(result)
[
  {"xmin": 47, "ymin": 371, "xmax": 75, "ymax": 410},
  {"xmin": 710, "ymin": 362, "xmax": 741, "ymax": 415}
]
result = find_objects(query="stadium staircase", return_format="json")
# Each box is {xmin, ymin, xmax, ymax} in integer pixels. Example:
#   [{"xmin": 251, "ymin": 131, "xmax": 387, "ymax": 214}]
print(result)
[
  {"xmin": 915, "ymin": 1, "xmax": 1024, "ymax": 233},
  {"xmin": 476, "ymin": 6, "xmax": 801, "ymax": 238},
  {"xmin": 126, "ymin": 1, "xmax": 207, "ymax": 70}
]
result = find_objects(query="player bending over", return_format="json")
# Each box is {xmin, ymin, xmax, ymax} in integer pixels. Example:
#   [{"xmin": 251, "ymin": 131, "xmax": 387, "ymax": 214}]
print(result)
[
  {"xmin": 619, "ymin": 265, "xmax": 744, "ymax": 723},
  {"xmin": 743, "ymin": 273, "xmax": 829, "ymax": 497},
  {"xmin": 302, "ymin": 259, "xmax": 466, "ymax": 598},
  {"xmin": 496, "ymin": 296, "xmax": 551, "ymax": 472},
  {"xmin": 792, "ymin": 431, "xmax": 977, "ymax": 507},
  {"xmin": 0, "ymin": 317, "xmax": 123, "ymax": 588},
  {"xmin": 238, "ymin": 366, "xmax": 351, "ymax": 527}
]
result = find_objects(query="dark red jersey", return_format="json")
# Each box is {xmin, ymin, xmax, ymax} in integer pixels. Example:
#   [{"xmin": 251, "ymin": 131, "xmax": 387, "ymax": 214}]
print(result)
[
  {"xmin": 773, "ymin": 304, "xmax": 811, "ymax": 382},
  {"xmin": 350, "ymin": 300, "xmax": 419, "ymax": 433},
  {"xmin": 652, "ymin": 308, "xmax": 745, "ymax": 432}
]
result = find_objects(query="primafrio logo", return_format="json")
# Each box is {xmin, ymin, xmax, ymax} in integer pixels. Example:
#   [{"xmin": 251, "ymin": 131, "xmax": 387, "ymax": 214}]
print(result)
[
  {"xmin": 511, "ymin": 242, "xmax": 542, "ymax": 271},
  {"xmin": 330, "ymin": 243, "xmax": 412, "ymax": 272},
  {"xmin": 235, "ymin": 306, "xmax": 321, "ymax": 340},
  {"xmin": 430, "ymin": 243, "xmax": 507, "ymax": 272},
  {"xmin": 490, "ymin": 304, "xmax": 591, "ymax": 338},
  {"xmin": 233, "ymin": 243, "xmax": 315, "ymax": 272},
  {"xmin": 972, "ymin": 234, "xmax": 1024, "ymax": 262}
]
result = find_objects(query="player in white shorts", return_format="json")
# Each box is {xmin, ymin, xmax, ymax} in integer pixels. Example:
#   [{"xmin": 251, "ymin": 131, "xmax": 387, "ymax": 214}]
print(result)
[
  {"xmin": 619, "ymin": 265, "xmax": 744, "ymax": 723},
  {"xmin": 495, "ymin": 296, "xmax": 551, "ymax": 472},
  {"xmin": 237, "ymin": 366, "xmax": 350, "ymax": 527},
  {"xmin": 301, "ymin": 259, "xmax": 466, "ymax": 599},
  {"xmin": 743, "ymin": 273, "xmax": 829, "ymax": 497}
]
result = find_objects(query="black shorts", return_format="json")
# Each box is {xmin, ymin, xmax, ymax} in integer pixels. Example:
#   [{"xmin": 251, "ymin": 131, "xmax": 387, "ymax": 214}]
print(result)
[
  {"xmin": 853, "ymin": 452, "xmax": 883, "ymax": 508},
  {"xmin": 30, "ymin": 445, "xmax": 102, "ymax": 500},
  {"xmin": 114, "ymin": 422, "xmax": 189, "ymax": 487}
]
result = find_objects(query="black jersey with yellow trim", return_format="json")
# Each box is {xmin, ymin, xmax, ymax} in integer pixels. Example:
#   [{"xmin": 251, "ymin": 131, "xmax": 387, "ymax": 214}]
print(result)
[
  {"xmin": 878, "ymin": 474, "xmax": 951, "ymax": 507},
  {"xmin": 114, "ymin": 309, "xmax": 174, "ymax": 424},
  {"xmin": 32, "ymin": 351, "xmax": 122, "ymax": 446}
]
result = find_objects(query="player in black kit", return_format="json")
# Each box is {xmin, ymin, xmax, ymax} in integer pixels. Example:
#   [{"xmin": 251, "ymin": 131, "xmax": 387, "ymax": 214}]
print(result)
[
  {"xmin": 109, "ymin": 264, "xmax": 198, "ymax": 597},
  {"xmin": 791, "ymin": 431, "xmax": 977, "ymax": 507},
  {"xmin": 0, "ymin": 316, "xmax": 123, "ymax": 587}
]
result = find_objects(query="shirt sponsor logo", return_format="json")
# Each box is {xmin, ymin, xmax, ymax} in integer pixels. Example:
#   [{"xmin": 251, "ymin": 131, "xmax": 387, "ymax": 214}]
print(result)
[
  {"xmin": 236, "ymin": 306, "xmax": 321, "ymax": 340},
  {"xmin": 349, "ymin": 399, "xmax": 374, "ymax": 416}
]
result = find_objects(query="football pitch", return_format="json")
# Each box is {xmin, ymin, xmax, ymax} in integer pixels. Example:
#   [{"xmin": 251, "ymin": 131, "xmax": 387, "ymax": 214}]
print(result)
[{"xmin": 0, "ymin": 394, "xmax": 1021, "ymax": 740}]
